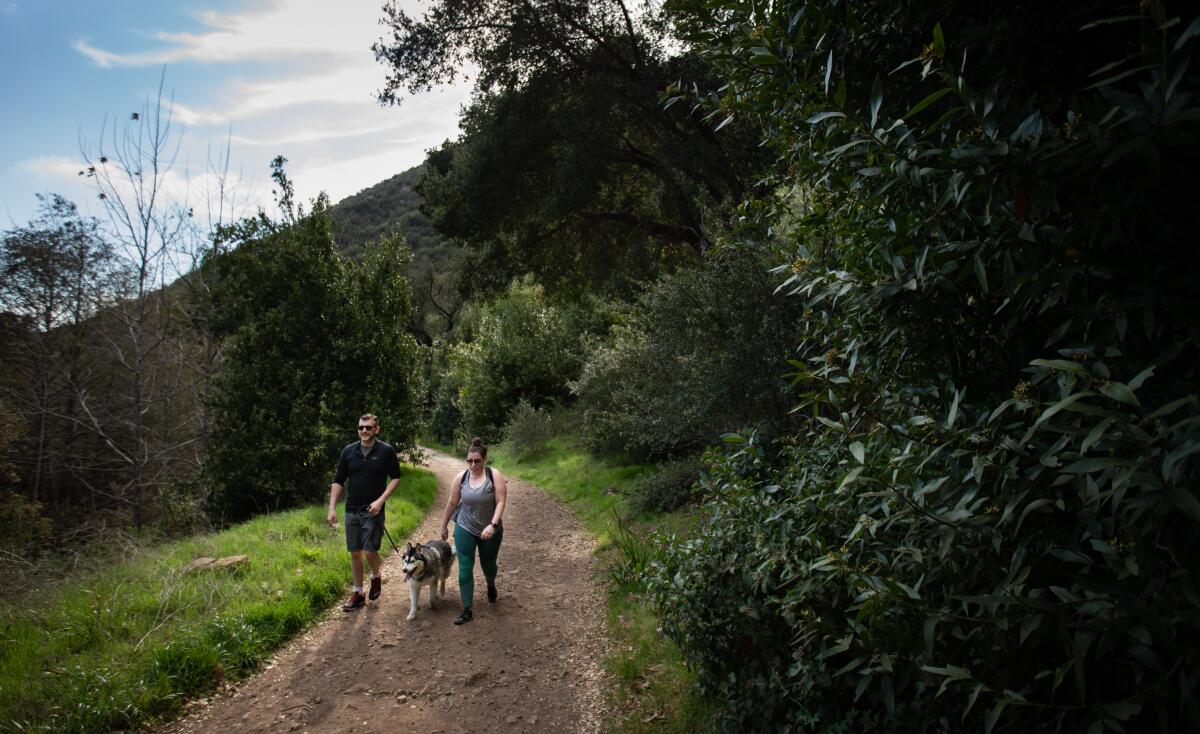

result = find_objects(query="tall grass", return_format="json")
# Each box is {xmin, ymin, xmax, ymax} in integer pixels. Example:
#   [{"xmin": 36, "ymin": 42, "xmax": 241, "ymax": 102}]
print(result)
[
  {"xmin": 489, "ymin": 437, "xmax": 713, "ymax": 732},
  {"xmin": 0, "ymin": 467, "xmax": 436, "ymax": 733}
]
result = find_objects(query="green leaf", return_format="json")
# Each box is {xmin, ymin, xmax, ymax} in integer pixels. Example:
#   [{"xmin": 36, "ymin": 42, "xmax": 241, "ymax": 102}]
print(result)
[
  {"xmin": 748, "ymin": 47, "xmax": 780, "ymax": 65},
  {"xmin": 1019, "ymin": 614, "xmax": 1042, "ymax": 645},
  {"xmin": 850, "ymin": 441, "xmax": 865, "ymax": 464},
  {"xmin": 1175, "ymin": 15, "xmax": 1200, "ymax": 51},
  {"xmin": 1149, "ymin": 395, "xmax": 1197, "ymax": 419},
  {"xmin": 1080, "ymin": 418, "xmax": 1114, "ymax": 453},
  {"xmin": 1161, "ymin": 438, "xmax": 1200, "ymax": 484},
  {"xmin": 984, "ymin": 699, "xmax": 1007, "ymax": 734},
  {"xmin": 1123, "ymin": 364, "xmax": 1152, "ymax": 393},
  {"xmin": 946, "ymin": 387, "xmax": 964, "ymax": 429},
  {"xmin": 905, "ymin": 87, "xmax": 954, "ymax": 119},
  {"xmin": 839, "ymin": 466, "xmax": 865, "ymax": 490},
  {"xmin": 870, "ymin": 74, "xmax": 883, "ymax": 128},
  {"xmin": 1084, "ymin": 64, "xmax": 1156, "ymax": 90},
  {"xmin": 1017, "ymin": 498, "xmax": 1054, "ymax": 530},
  {"xmin": 1030, "ymin": 358, "xmax": 1087, "ymax": 373},
  {"xmin": 1099, "ymin": 381, "xmax": 1139, "ymax": 406},
  {"xmin": 1036, "ymin": 391, "xmax": 1097, "ymax": 426},
  {"xmin": 824, "ymin": 49, "xmax": 834, "ymax": 95},
  {"xmin": 807, "ymin": 111, "xmax": 846, "ymax": 124},
  {"xmin": 1061, "ymin": 457, "xmax": 1131, "ymax": 474},
  {"xmin": 973, "ymin": 252, "xmax": 988, "ymax": 294}
]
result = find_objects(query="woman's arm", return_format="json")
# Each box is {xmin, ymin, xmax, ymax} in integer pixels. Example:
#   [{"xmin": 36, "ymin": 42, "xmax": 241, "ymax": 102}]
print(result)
[
  {"xmin": 439, "ymin": 476, "xmax": 462, "ymax": 540},
  {"xmin": 482, "ymin": 469, "xmax": 507, "ymax": 540}
]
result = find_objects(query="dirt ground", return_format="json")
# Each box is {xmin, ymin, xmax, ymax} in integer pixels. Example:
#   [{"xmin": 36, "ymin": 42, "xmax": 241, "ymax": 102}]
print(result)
[{"xmin": 160, "ymin": 449, "xmax": 610, "ymax": 734}]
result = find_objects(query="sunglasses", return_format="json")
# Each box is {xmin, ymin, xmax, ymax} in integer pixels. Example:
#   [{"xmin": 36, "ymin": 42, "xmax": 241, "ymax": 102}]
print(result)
[
  {"xmin": 466, "ymin": 458, "xmax": 483, "ymax": 464},
  {"xmin": 356, "ymin": 425, "xmax": 376, "ymax": 432}
]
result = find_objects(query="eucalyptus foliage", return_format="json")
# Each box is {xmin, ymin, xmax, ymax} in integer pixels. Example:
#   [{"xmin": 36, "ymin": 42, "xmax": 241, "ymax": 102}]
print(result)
[{"xmin": 653, "ymin": 1, "xmax": 1200, "ymax": 731}]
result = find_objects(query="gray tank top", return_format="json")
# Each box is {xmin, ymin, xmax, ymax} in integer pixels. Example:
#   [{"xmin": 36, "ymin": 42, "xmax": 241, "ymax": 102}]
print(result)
[{"xmin": 457, "ymin": 470, "xmax": 497, "ymax": 537}]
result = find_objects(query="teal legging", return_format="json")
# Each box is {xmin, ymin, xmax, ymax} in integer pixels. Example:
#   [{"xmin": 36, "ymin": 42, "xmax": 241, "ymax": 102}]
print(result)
[{"xmin": 454, "ymin": 523, "xmax": 503, "ymax": 609}]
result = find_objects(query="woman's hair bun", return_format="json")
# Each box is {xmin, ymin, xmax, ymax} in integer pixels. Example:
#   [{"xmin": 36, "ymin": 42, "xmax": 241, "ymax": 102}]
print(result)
[{"xmin": 470, "ymin": 436, "xmax": 484, "ymax": 448}]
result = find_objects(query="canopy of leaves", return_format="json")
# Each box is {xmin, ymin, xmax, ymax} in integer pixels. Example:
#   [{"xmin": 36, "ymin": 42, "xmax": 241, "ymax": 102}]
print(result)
[{"xmin": 375, "ymin": 0, "xmax": 766, "ymax": 295}]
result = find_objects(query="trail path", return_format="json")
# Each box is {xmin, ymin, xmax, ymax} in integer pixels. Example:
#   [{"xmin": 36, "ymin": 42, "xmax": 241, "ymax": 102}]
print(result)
[{"xmin": 162, "ymin": 449, "xmax": 609, "ymax": 734}]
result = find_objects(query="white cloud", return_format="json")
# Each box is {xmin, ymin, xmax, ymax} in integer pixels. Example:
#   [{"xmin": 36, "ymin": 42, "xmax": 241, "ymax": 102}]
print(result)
[
  {"xmin": 74, "ymin": 0, "xmax": 393, "ymax": 68},
  {"xmin": 55, "ymin": 0, "xmax": 471, "ymax": 228}
]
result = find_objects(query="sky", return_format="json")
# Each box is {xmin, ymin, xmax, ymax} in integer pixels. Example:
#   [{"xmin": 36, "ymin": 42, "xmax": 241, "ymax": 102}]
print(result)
[{"xmin": 0, "ymin": 0, "xmax": 472, "ymax": 229}]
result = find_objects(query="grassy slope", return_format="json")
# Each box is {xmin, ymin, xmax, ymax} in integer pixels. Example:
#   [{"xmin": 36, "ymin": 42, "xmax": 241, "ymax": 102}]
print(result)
[
  {"xmin": 0, "ymin": 467, "xmax": 436, "ymax": 734},
  {"xmin": 485, "ymin": 437, "xmax": 715, "ymax": 733}
]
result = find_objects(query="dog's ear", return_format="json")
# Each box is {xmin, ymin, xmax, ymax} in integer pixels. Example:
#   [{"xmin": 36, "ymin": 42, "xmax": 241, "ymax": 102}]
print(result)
[{"xmin": 406, "ymin": 542, "xmax": 413, "ymax": 552}]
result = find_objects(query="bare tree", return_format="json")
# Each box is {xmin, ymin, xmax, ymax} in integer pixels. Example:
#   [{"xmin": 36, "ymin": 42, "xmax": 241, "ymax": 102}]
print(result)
[{"xmin": 79, "ymin": 72, "xmax": 202, "ymax": 528}]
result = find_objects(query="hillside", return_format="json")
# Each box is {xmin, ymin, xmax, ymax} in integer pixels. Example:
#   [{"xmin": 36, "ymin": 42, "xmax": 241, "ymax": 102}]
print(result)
[{"xmin": 326, "ymin": 164, "xmax": 457, "ymax": 268}]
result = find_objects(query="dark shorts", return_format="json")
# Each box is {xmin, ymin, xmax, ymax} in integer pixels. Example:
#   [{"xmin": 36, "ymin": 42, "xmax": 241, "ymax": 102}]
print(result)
[{"xmin": 345, "ymin": 508, "xmax": 385, "ymax": 552}]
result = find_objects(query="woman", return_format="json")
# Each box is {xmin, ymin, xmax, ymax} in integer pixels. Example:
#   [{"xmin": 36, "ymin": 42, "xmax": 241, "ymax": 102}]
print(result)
[{"xmin": 439, "ymin": 437, "xmax": 507, "ymax": 624}]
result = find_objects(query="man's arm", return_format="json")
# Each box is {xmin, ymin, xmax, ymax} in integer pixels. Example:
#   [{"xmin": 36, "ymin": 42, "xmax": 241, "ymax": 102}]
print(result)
[
  {"xmin": 369, "ymin": 476, "xmax": 401, "ymax": 515},
  {"xmin": 329, "ymin": 447, "xmax": 349, "ymax": 527},
  {"xmin": 328, "ymin": 483, "xmax": 343, "ymax": 527}
]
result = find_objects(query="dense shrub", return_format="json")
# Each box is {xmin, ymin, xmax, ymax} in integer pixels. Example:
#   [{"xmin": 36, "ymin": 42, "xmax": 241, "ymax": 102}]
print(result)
[
  {"xmin": 441, "ymin": 278, "xmax": 600, "ymax": 437},
  {"xmin": 628, "ymin": 458, "xmax": 701, "ymax": 514},
  {"xmin": 501, "ymin": 399, "xmax": 555, "ymax": 460},
  {"xmin": 654, "ymin": 1, "xmax": 1200, "ymax": 732},
  {"xmin": 575, "ymin": 255, "xmax": 799, "ymax": 459}
]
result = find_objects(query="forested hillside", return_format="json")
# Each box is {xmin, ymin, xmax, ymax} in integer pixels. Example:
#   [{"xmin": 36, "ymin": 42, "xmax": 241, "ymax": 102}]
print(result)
[{"xmin": 327, "ymin": 163, "xmax": 453, "ymax": 264}]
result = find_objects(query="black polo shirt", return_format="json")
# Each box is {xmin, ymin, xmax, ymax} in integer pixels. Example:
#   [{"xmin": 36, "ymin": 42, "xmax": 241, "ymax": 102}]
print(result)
[{"xmin": 333, "ymin": 440, "xmax": 401, "ymax": 512}]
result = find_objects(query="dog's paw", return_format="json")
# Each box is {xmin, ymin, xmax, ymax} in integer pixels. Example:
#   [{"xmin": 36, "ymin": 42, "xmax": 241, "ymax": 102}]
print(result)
[{"xmin": 406, "ymin": 612, "xmax": 417, "ymax": 621}]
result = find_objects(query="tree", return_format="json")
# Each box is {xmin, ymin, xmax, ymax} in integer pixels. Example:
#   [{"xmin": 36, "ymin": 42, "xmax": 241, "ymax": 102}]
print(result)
[
  {"xmin": 0, "ymin": 195, "xmax": 119, "ymax": 510},
  {"xmin": 78, "ymin": 74, "xmax": 205, "ymax": 528},
  {"xmin": 202, "ymin": 194, "xmax": 350, "ymax": 521},
  {"xmin": 374, "ymin": 0, "xmax": 765, "ymax": 294},
  {"xmin": 202, "ymin": 163, "xmax": 423, "ymax": 521}
]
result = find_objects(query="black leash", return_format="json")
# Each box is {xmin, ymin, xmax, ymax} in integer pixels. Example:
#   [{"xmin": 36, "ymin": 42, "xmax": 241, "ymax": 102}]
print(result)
[{"xmin": 382, "ymin": 524, "xmax": 402, "ymax": 553}]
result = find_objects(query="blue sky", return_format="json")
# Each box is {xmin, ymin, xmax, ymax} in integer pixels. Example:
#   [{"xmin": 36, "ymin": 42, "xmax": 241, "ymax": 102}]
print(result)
[{"xmin": 0, "ymin": 0, "xmax": 471, "ymax": 228}]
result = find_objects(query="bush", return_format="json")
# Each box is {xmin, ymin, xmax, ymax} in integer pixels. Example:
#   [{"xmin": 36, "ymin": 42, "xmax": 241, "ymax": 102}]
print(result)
[
  {"xmin": 627, "ymin": 458, "xmax": 701, "ymax": 514},
  {"xmin": 443, "ymin": 278, "xmax": 600, "ymax": 437},
  {"xmin": 501, "ymin": 399, "xmax": 555, "ymax": 459},
  {"xmin": 653, "ymin": 1, "xmax": 1200, "ymax": 732},
  {"xmin": 575, "ymin": 255, "xmax": 800, "ymax": 459}
]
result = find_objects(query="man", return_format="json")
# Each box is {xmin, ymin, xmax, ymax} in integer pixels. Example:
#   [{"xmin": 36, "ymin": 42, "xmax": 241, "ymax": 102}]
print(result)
[{"xmin": 328, "ymin": 413, "xmax": 402, "ymax": 611}]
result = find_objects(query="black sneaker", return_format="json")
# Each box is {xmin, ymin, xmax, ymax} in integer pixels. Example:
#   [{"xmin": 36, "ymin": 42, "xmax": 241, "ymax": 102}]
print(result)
[
  {"xmin": 487, "ymin": 582, "xmax": 498, "ymax": 603},
  {"xmin": 369, "ymin": 576, "xmax": 382, "ymax": 600},
  {"xmin": 454, "ymin": 608, "xmax": 474, "ymax": 625},
  {"xmin": 342, "ymin": 591, "xmax": 366, "ymax": 611}
]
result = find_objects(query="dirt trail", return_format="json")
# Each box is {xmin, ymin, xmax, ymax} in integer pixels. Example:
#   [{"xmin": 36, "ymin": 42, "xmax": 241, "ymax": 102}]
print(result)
[{"xmin": 162, "ymin": 449, "xmax": 609, "ymax": 734}]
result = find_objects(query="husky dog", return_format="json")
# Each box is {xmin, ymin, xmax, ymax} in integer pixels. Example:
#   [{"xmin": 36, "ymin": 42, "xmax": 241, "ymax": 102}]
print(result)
[{"xmin": 400, "ymin": 540, "xmax": 455, "ymax": 621}]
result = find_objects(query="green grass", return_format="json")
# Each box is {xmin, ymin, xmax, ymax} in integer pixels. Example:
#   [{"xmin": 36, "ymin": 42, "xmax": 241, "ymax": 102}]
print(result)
[
  {"xmin": 0, "ymin": 467, "xmax": 436, "ymax": 733},
  {"xmin": 489, "ymin": 436, "xmax": 714, "ymax": 733}
]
